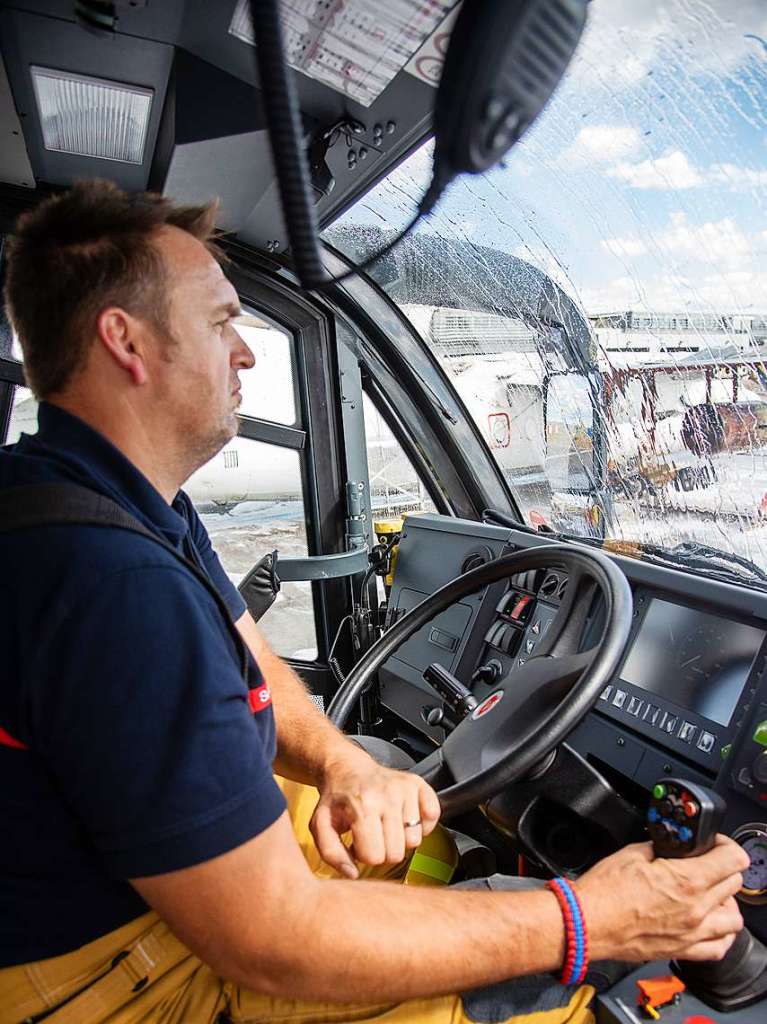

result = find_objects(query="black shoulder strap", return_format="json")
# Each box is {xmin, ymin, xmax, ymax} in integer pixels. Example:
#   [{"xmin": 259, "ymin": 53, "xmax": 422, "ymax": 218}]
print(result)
[{"xmin": 0, "ymin": 482, "xmax": 249, "ymax": 680}]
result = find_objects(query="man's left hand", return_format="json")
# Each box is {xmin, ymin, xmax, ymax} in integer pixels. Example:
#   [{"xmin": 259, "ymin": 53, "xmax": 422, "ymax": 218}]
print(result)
[{"xmin": 310, "ymin": 748, "xmax": 441, "ymax": 878}]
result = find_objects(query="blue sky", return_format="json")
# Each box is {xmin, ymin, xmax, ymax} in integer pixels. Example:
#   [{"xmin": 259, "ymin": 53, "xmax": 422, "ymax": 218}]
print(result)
[{"xmin": 332, "ymin": 0, "xmax": 767, "ymax": 317}]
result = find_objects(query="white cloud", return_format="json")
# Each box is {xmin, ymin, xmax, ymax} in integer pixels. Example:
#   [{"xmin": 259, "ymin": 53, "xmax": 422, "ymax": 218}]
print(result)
[
  {"xmin": 603, "ymin": 152, "xmax": 767, "ymax": 192},
  {"xmin": 600, "ymin": 236, "xmax": 648, "ymax": 258},
  {"xmin": 607, "ymin": 150, "xmax": 703, "ymax": 190},
  {"xmin": 584, "ymin": 211, "xmax": 766, "ymax": 312},
  {"xmin": 582, "ymin": 268, "xmax": 767, "ymax": 314},
  {"xmin": 562, "ymin": 125, "xmax": 642, "ymax": 166},
  {"xmin": 710, "ymin": 163, "xmax": 767, "ymax": 188},
  {"xmin": 681, "ymin": 269, "xmax": 767, "ymax": 310},
  {"xmin": 657, "ymin": 211, "xmax": 753, "ymax": 268},
  {"xmin": 569, "ymin": 0, "xmax": 767, "ymax": 91}
]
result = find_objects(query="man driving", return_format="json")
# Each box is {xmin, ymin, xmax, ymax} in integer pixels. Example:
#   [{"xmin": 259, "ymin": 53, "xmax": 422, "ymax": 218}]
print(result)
[{"xmin": 0, "ymin": 181, "xmax": 749, "ymax": 1024}]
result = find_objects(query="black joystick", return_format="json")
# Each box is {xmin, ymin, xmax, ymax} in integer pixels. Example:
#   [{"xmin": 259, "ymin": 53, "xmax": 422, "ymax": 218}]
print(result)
[{"xmin": 647, "ymin": 777, "xmax": 767, "ymax": 1012}]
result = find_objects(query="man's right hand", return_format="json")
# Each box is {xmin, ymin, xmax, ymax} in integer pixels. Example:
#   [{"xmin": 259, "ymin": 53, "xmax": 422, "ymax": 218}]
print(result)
[{"xmin": 577, "ymin": 834, "xmax": 751, "ymax": 963}]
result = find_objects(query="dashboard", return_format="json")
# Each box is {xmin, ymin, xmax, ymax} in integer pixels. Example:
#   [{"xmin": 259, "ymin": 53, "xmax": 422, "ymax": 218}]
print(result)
[{"xmin": 378, "ymin": 514, "xmax": 767, "ymax": 942}]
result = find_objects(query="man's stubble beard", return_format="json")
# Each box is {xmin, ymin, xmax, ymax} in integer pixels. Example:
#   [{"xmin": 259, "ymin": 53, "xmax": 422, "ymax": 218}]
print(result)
[
  {"xmin": 153, "ymin": 321, "xmax": 237, "ymax": 486},
  {"xmin": 176, "ymin": 385, "xmax": 238, "ymax": 486}
]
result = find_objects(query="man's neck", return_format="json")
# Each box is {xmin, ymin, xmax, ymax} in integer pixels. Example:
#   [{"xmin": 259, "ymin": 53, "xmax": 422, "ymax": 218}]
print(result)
[{"xmin": 46, "ymin": 394, "xmax": 185, "ymax": 504}]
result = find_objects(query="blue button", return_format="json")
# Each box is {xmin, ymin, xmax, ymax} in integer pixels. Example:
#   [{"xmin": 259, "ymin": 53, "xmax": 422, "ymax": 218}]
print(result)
[
  {"xmin": 647, "ymin": 808, "xmax": 659, "ymax": 823},
  {"xmin": 678, "ymin": 826, "xmax": 692, "ymax": 842}
]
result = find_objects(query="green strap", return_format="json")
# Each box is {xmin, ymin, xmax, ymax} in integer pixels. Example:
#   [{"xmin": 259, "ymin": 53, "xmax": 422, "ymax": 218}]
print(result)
[{"xmin": 407, "ymin": 851, "xmax": 455, "ymax": 884}]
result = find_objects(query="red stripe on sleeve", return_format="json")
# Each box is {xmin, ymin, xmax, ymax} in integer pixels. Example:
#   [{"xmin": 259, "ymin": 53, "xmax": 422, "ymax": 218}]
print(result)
[
  {"xmin": 248, "ymin": 683, "xmax": 272, "ymax": 714},
  {"xmin": 0, "ymin": 725, "xmax": 29, "ymax": 750}
]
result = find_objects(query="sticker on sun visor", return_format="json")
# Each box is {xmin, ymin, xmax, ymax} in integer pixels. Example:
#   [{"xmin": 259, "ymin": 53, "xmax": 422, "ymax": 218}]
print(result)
[
  {"xmin": 472, "ymin": 690, "xmax": 504, "ymax": 720},
  {"xmin": 404, "ymin": 3, "xmax": 462, "ymax": 89},
  {"xmin": 230, "ymin": 1, "xmax": 461, "ymax": 108}
]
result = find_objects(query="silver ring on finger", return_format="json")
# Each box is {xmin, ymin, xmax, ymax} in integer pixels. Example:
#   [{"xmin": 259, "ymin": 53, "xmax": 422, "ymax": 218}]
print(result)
[{"xmin": 404, "ymin": 819, "xmax": 422, "ymax": 828}]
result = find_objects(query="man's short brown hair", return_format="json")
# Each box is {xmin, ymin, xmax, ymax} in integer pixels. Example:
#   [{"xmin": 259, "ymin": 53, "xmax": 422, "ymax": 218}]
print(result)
[{"xmin": 3, "ymin": 180, "xmax": 221, "ymax": 398}]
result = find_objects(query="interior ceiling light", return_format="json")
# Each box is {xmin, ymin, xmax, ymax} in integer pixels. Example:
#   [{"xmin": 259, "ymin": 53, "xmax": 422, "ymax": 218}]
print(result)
[{"xmin": 31, "ymin": 67, "xmax": 153, "ymax": 164}]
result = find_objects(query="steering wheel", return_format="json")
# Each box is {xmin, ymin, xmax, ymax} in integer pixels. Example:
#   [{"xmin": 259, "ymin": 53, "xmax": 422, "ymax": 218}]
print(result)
[{"xmin": 328, "ymin": 544, "xmax": 633, "ymax": 819}]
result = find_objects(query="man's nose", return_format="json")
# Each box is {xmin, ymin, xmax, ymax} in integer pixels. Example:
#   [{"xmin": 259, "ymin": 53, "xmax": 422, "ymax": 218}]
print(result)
[{"xmin": 231, "ymin": 332, "xmax": 256, "ymax": 370}]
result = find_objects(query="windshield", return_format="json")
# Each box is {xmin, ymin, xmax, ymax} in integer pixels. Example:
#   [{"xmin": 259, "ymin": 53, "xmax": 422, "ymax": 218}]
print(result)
[{"xmin": 324, "ymin": 0, "xmax": 767, "ymax": 583}]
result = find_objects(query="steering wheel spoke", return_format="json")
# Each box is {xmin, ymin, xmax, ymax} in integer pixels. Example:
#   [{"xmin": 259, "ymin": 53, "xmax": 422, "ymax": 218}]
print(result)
[{"xmin": 437, "ymin": 646, "xmax": 596, "ymax": 784}]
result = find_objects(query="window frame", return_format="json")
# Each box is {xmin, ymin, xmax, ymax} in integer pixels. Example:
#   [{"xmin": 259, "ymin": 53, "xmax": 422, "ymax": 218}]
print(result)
[{"xmin": 224, "ymin": 262, "xmax": 364, "ymax": 697}]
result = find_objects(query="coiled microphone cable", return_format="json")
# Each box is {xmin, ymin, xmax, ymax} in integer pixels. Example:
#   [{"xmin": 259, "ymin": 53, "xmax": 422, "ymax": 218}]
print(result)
[{"xmin": 248, "ymin": 0, "xmax": 451, "ymax": 292}]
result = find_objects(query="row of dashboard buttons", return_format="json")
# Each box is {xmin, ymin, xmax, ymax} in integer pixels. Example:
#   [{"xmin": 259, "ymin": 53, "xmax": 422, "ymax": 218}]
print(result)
[
  {"xmin": 486, "ymin": 615, "xmax": 550, "ymax": 657},
  {"xmin": 599, "ymin": 685, "xmax": 717, "ymax": 754},
  {"xmin": 485, "ymin": 621, "xmax": 519, "ymax": 654}
]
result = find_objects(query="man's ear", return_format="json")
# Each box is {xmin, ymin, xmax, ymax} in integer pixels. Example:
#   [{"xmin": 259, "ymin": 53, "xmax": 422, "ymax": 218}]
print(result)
[{"xmin": 95, "ymin": 307, "xmax": 149, "ymax": 386}]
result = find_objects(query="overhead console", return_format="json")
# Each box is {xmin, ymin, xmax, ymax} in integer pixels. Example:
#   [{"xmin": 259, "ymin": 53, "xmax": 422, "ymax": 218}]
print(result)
[{"xmin": 378, "ymin": 513, "xmax": 767, "ymax": 941}]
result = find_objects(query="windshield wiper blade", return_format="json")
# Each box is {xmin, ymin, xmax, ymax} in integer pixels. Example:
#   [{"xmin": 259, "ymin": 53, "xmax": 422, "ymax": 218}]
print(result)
[
  {"xmin": 641, "ymin": 541, "xmax": 767, "ymax": 586},
  {"xmin": 481, "ymin": 508, "xmax": 767, "ymax": 592},
  {"xmin": 598, "ymin": 538, "xmax": 767, "ymax": 592}
]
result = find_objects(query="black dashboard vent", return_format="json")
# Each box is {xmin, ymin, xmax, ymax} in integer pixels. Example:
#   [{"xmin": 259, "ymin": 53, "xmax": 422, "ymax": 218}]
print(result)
[
  {"xmin": 557, "ymin": 578, "xmax": 568, "ymax": 599},
  {"xmin": 540, "ymin": 572, "xmax": 559, "ymax": 597},
  {"xmin": 460, "ymin": 545, "xmax": 494, "ymax": 575}
]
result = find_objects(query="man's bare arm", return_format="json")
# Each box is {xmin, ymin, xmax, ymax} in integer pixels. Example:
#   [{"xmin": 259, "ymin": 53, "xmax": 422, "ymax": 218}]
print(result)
[
  {"xmin": 235, "ymin": 610, "xmax": 362, "ymax": 786},
  {"xmin": 132, "ymin": 811, "xmax": 566, "ymax": 1003},
  {"xmin": 131, "ymin": 818, "xmax": 747, "ymax": 1004}
]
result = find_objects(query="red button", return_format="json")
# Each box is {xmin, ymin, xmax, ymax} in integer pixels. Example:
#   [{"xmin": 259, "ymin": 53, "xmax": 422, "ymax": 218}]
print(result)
[
  {"xmin": 683, "ymin": 800, "xmax": 698, "ymax": 817},
  {"xmin": 683, "ymin": 1016, "xmax": 718, "ymax": 1024}
]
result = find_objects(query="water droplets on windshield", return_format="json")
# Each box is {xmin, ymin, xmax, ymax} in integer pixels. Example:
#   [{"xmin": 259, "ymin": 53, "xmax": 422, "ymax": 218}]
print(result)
[{"xmin": 325, "ymin": 0, "xmax": 767, "ymax": 584}]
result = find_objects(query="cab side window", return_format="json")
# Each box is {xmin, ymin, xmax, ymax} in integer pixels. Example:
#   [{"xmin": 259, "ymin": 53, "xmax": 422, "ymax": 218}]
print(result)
[
  {"xmin": 363, "ymin": 393, "xmax": 435, "ymax": 519},
  {"xmin": 193, "ymin": 438, "xmax": 317, "ymax": 660},
  {"xmin": 5, "ymin": 385, "xmax": 36, "ymax": 443}
]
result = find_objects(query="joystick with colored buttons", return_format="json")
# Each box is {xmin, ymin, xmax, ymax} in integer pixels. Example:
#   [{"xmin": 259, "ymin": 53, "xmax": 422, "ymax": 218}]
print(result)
[
  {"xmin": 648, "ymin": 777, "xmax": 767, "ymax": 1013},
  {"xmin": 646, "ymin": 778, "xmax": 726, "ymax": 859}
]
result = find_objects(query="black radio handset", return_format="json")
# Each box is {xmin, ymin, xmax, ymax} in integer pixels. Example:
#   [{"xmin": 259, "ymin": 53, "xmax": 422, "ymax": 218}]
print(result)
[
  {"xmin": 647, "ymin": 778, "xmax": 767, "ymax": 1012},
  {"xmin": 433, "ymin": 0, "xmax": 588, "ymax": 182}
]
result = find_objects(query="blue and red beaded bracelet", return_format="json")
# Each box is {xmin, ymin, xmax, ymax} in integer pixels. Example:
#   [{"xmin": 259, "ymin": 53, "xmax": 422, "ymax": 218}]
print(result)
[{"xmin": 545, "ymin": 877, "xmax": 590, "ymax": 986}]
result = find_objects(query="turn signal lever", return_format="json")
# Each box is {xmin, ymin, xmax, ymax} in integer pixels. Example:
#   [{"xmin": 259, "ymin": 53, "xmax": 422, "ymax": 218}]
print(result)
[
  {"xmin": 647, "ymin": 778, "xmax": 767, "ymax": 1012},
  {"xmin": 423, "ymin": 663, "xmax": 478, "ymax": 720}
]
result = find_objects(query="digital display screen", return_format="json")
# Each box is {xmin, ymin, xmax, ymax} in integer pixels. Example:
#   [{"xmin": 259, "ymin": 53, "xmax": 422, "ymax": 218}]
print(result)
[{"xmin": 620, "ymin": 599, "xmax": 765, "ymax": 727}]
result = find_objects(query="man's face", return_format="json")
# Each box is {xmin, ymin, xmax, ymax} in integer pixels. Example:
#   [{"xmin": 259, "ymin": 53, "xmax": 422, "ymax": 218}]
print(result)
[{"xmin": 147, "ymin": 226, "xmax": 254, "ymax": 472}]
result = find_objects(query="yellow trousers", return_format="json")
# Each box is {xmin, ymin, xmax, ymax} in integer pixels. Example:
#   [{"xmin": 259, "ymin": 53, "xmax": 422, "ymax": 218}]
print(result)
[{"xmin": 0, "ymin": 779, "xmax": 595, "ymax": 1024}]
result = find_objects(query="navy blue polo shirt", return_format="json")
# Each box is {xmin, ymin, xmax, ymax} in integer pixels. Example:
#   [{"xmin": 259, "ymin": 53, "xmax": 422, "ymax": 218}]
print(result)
[{"xmin": 0, "ymin": 402, "xmax": 286, "ymax": 967}]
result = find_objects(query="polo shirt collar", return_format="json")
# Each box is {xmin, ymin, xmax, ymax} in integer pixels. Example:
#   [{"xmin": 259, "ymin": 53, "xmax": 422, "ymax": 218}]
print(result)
[{"xmin": 35, "ymin": 402, "xmax": 189, "ymax": 547}]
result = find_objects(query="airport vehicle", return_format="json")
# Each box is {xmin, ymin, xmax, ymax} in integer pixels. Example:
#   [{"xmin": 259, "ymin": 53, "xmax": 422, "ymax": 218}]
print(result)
[{"xmin": 1, "ymin": 0, "xmax": 767, "ymax": 1016}]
